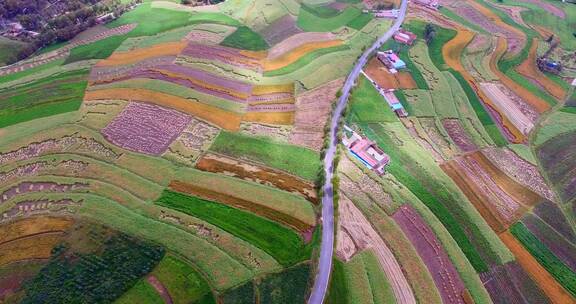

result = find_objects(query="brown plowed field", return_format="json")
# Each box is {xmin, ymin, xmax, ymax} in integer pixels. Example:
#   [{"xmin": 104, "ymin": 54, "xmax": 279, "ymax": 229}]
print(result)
[
  {"xmin": 84, "ymin": 88, "xmax": 242, "ymax": 130},
  {"xmin": 442, "ymin": 28, "xmax": 525, "ymax": 143},
  {"xmin": 0, "ymin": 232, "xmax": 64, "ymax": 266},
  {"xmin": 364, "ymin": 57, "xmax": 417, "ymax": 89},
  {"xmin": 168, "ymin": 180, "xmax": 314, "ymax": 233},
  {"xmin": 97, "ymin": 42, "xmax": 187, "ymax": 66},
  {"xmin": 440, "ymin": 151, "xmax": 542, "ymax": 231},
  {"xmin": 262, "ymin": 40, "xmax": 345, "ymax": 71},
  {"xmin": 489, "ymin": 37, "xmax": 551, "ymax": 113},
  {"xmin": 517, "ymin": 38, "xmax": 566, "ymax": 100},
  {"xmin": 242, "ymin": 111, "xmax": 294, "ymax": 125},
  {"xmin": 441, "ymin": 160, "xmax": 508, "ymax": 232},
  {"xmin": 499, "ymin": 231, "xmax": 575, "ymax": 304},
  {"xmin": 0, "ymin": 217, "xmax": 74, "ymax": 245},
  {"xmin": 195, "ymin": 153, "xmax": 317, "ymax": 203},
  {"xmin": 470, "ymin": 151, "xmax": 542, "ymax": 206}
]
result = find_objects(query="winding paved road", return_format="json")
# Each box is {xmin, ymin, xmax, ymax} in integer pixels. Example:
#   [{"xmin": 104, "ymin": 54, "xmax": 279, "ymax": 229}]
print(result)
[{"xmin": 308, "ymin": 1, "xmax": 409, "ymax": 303}]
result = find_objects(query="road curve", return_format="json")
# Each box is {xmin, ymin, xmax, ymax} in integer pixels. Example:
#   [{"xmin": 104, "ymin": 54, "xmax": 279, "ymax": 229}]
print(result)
[{"xmin": 307, "ymin": 1, "xmax": 409, "ymax": 303}]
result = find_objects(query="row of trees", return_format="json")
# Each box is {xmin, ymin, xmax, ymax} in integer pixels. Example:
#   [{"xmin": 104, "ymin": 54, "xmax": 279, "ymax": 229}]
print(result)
[{"xmin": 3, "ymin": 0, "xmax": 141, "ymax": 63}]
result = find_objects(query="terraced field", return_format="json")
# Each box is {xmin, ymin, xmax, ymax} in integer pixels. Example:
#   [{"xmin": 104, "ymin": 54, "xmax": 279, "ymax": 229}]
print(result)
[
  {"xmin": 0, "ymin": 0, "xmax": 398, "ymax": 302},
  {"xmin": 2, "ymin": 0, "xmax": 575, "ymax": 303}
]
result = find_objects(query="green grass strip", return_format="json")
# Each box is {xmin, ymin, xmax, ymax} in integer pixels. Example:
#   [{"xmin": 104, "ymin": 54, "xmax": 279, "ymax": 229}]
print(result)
[
  {"xmin": 511, "ymin": 222, "xmax": 576, "ymax": 297},
  {"xmin": 156, "ymin": 190, "xmax": 306, "ymax": 267},
  {"xmin": 264, "ymin": 44, "xmax": 350, "ymax": 77},
  {"xmin": 349, "ymin": 76, "xmax": 398, "ymax": 123},
  {"xmin": 209, "ymin": 131, "xmax": 321, "ymax": 181},
  {"xmin": 297, "ymin": 6, "xmax": 361, "ymax": 32},
  {"xmin": 220, "ymin": 26, "xmax": 269, "ymax": 51},
  {"xmin": 346, "ymin": 13, "xmax": 374, "ymax": 30}
]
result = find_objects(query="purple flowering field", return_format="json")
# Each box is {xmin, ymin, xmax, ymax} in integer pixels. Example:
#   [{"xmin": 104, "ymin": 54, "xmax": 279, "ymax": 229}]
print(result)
[{"xmin": 102, "ymin": 102, "xmax": 191, "ymax": 155}]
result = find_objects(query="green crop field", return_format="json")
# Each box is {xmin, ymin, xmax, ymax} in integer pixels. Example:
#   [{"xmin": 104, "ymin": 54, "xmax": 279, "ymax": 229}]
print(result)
[
  {"xmin": 0, "ymin": 68, "xmax": 88, "ymax": 128},
  {"xmin": 264, "ymin": 44, "xmax": 351, "ymax": 77},
  {"xmin": 511, "ymin": 222, "xmax": 576, "ymax": 297},
  {"xmin": 220, "ymin": 26, "xmax": 269, "ymax": 51},
  {"xmin": 297, "ymin": 5, "xmax": 362, "ymax": 32},
  {"xmin": 209, "ymin": 131, "xmax": 321, "ymax": 181},
  {"xmin": 150, "ymin": 255, "xmax": 215, "ymax": 304},
  {"xmin": 348, "ymin": 75, "xmax": 398, "ymax": 123},
  {"xmin": 329, "ymin": 251, "xmax": 395, "ymax": 304},
  {"xmin": 156, "ymin": 190, "xmax": 307, "ymax": 266},
  {"xmin": 116, "ymin": 280, "xmax": 165, "ymax": 304}
]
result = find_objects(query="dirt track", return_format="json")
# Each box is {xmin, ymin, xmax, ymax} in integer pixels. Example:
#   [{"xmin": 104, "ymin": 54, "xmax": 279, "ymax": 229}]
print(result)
[{"xmin": 337, "ymin": 195, "xmax": 416, "ymax": 304}]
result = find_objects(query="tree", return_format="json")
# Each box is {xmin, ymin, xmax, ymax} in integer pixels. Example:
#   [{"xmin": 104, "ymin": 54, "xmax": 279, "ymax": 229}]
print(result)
[
  {"xmin": 424, "ymin": 23, "xmax": 436, "ymax": 45},
  {"xmin": 546, "ymin": 34, "xmax": 555, "ymax": 44}
]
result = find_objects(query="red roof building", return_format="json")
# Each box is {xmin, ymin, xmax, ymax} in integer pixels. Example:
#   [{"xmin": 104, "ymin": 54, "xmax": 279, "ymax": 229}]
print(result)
[
  {"xmin": 345, "ymin": 133, "xmax": 390, "ymax": 175},
  {"xmin": 393, "ymin": 29, "xmax": 417, "ymax": 45}
]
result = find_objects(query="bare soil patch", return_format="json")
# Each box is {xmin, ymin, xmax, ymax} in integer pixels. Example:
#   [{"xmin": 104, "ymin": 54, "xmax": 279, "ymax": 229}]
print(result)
[{"xmin": 365, "ymin": 57, "xmax": 417, "ymax": 89}]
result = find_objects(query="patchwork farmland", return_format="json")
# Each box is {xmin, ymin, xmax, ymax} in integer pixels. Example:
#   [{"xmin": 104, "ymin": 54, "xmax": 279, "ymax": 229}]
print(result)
[{"xmin": 1, "ymin": 0, "xmax": 576, "ymax": 303}]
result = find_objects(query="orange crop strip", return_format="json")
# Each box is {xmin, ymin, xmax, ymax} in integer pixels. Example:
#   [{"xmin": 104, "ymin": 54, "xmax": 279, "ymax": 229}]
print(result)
[
  {"xmin": 489, "ymin": 37, "xmax": 551, "ymax": 113},
  {"xmin": 516, "ymin": 38, "xmax": 566, "ymax": 100},
  {"xmin": 441, "ymin": 29, "xmax": 525, "ymax": 143},
  {"xmin": 243, "ymin": 112, "xmax": 295, "ymax": 125},
  {"xmin": 261, "ymin": 40, "xmax": 344, "ymax": 71},
  {"xmin": 499, "ymin": 231, "xmax": 575, "ymax": 304},
  {"xmin": 84, "ymin": 88, "xmax": 242, "ymax": 131},
  {"xmin": 97, "ymin": 42, "xmax": 188, "ymax": 67}
]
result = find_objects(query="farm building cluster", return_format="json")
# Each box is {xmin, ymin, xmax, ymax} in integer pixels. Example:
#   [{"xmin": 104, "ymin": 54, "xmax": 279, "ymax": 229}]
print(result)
[{"xmin": 343, "ymin": 126, "xmax": 391, "ymax": 175}]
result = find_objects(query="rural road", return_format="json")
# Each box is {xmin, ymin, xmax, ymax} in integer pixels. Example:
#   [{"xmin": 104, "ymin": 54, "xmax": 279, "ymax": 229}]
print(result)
[{"xmin": 307, "ymin": 1, "xmax": 409, "ymax": 303}]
